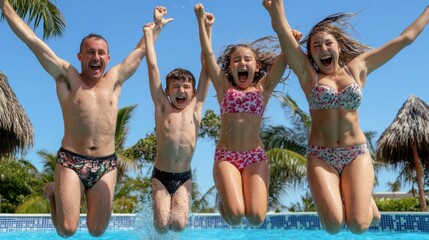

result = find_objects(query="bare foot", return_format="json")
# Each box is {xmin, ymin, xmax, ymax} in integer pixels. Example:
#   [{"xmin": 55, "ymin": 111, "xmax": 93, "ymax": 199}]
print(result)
[{"xmin": 44, "ymin": 182, "xmax": 55, "ymax": 201}]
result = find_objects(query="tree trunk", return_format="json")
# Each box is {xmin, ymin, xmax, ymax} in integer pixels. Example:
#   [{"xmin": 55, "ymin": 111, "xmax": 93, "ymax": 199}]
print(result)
[{"xmin": 413, "ymin": 143, "xmax": 427, "ymax": 211}]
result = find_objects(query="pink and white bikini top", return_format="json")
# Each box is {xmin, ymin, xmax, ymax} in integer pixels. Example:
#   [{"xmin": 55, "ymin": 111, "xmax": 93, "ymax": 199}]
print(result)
[
  {"xmin": 309, "ymin": 67, "xmax": 363, "ymax": 110},
  {"xmin": 220, "ymin": 87, "xmax": 265, "ymax": 116}
]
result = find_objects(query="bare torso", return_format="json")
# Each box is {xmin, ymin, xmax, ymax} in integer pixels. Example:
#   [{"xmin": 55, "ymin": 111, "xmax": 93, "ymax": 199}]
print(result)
[
  {"xmin": 154, "ymin": 99, "xmax": 200, "ymax": 173},
  {"xmin": 215, "ymin": 84, "xmax": 265, "ymax": 152},
  {"xmin": 57, "ymin": 69, "xmax": 119, "ymax": 157},
  {"xmin": 306, "ymin": 70, "xmax": 367, "ymax": 147},
  {"xmin": 308, "ymin": 109, "xmax": 366, "ymax": 147},
  {"xmin": 217, "ymin": 113, "xmax": 263, "ymax": 151}
]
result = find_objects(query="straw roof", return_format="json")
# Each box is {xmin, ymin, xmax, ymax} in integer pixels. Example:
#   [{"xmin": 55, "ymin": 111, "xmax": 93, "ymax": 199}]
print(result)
[
  {"xmin": 0, "ymin": 71, "xmax": 34, "ymax": 155},
  {"xmin": 376, "ymin": 95, "xmax": 429, "ymax": 167}
]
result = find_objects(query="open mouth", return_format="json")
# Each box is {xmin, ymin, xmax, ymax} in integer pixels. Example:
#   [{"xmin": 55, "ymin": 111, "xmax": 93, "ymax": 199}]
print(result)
[
  {"xmin": 176, "ymin": 96, "xmax": 186, "ymax": 104},
  {"xmin": 238, "ymin": 71, "xmax": 248, "ymax": 82},
  {"xmin": 90, "ymin": 63, "xmax": 101, "ymax": 71},
  {"xmin": 320, "ymin": 56, "xmax": 333, "ymax": 66}
]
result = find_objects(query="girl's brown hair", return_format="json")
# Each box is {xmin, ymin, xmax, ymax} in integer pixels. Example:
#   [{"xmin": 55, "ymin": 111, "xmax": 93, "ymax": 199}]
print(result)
[
  {"xmin": 217, "ymin": 36, "xmax": 287, "ymax": 86},
  {"xmin": 300, "ymin": 13, "xmax": 372, "ymax": 70}
]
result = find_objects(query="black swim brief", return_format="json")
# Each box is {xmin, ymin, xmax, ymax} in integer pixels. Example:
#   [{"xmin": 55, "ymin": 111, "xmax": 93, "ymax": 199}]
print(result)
[
  {"xmin": 56, "ymin": 147, "xmax": 117, "ymax": 188},
  {"xmin": 151, "ymin": 167, "xmax": 192, "ymax": 195}
]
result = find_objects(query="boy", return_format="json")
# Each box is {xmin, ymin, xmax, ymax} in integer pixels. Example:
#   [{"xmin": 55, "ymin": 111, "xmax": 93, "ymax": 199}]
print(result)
[{"xmin": 142, "ymin": 13, "xmax": 213, "ymax": 233}]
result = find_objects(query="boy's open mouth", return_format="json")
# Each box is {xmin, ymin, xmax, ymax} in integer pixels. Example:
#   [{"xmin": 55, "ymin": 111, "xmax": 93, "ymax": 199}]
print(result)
[{"xmin": 176, "ymin": 96, "xmax": 186, "ymax": 104}]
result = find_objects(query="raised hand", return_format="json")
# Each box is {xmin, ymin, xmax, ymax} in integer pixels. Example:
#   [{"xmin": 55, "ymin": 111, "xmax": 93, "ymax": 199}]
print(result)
[
  {"xmin": 291, "ymin": 29, "xmax": 302, "ymax": 42},
  {"xmin": 205, "ymin": 12, "xmax": 215, "ymax": 29},
  {"xmin": 153, "ymin": 6, "xmax": 174, "ymax": 28},
  {"xmin": 194, "ymin": 3, "xmax": 205, "ymax": 19},
  {"xmin": 144, "ymin": 22, "xmax": 156, "ymax": 34}
]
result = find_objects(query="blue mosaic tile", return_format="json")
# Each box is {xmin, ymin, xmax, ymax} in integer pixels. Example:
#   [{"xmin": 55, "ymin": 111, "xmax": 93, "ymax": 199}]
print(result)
[{"xmin": 1, "ymin": 213, "xmax": 429, "ymax": 232}]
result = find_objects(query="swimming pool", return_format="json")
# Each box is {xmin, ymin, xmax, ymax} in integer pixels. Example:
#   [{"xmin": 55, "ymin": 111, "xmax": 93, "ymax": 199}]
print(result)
[{"xmin": 1, "ymin": 212, "xmax": 429, "ymax": 239}]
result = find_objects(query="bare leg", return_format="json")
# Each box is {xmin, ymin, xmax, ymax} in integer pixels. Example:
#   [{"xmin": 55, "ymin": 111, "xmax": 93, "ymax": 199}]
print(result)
[
  {"xmin": 242, "ymin": 161, "xmax": 269, "ymax": 226},
  {"xmin": 43, "ymin": 182, "xmax": 57, "ymax": 228},
  {"xmin": 86, "ymin": 169, "xmax": 117, "ymax": 237},
  {"xmin": 307, "ymin": 154, "xmax": 344, "ymax": 234},
  {"xmin": 170, "ymin": 180, "xmax": 192, "ymax": 232},
  {"xmin": 213, "ymin": 160, "xmax": 244, "ymax": 226},
  {"xmin": 152, "ymin": 178, "xmax": 172, "ymax": 234},
  {"xmin": 341, "ymin": 152, "xmax": 380, "ymax": 234},
  {"xmin": 50, "ymin": 163, "xmax": 84, "ymax": 237}
]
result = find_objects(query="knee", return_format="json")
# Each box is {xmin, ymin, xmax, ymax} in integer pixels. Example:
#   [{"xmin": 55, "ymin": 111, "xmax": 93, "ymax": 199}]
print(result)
[
  {"xmin": 346, "ymin": 217, "xmax": 371, "ymax": 234},
  {"xmin": 154, "ymin": 223, "xmax": 169, "ymax": 234},
  {"xmin": 223, "ymin": 211, "xmax": 244, "ymax": 226},
  {"xmin": 86, "ymin": 219, "xmax": 109, "ymax": 237},
  {"xmin": 246, "ymin": 211, "xmax": 266, "ymax": 226},
  {"xmin": 218, "ymin": 199, "xmax": 244, "ymax": 226},
  {"xmin": 153, "ymin": 217, "xmax": 170, "ymax": 234},
  {"xmin": 87, "ymin": 224, "xmax": 107, "ymax": 237},
  {"xmin": 320, "ymin": 215, "xmax": 344, "ymax": 235},
  {"xmin": 56, "ymin": 224, "xmax": 78, "ymax": 238},
  {"xmin": 220, "ymin": 209, "xmax": 244, "ymax": 226},
  {"xmin": 170, "ymin": 219, "xmax": 187, "ymax": 232},
  {"xmin": 225, "ymin": 215, "xmax": 243, "ymax": 226}
]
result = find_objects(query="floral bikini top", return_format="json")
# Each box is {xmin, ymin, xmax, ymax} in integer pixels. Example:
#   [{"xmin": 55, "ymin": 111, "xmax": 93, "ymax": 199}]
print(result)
[
  {"xmin": 308, "ymin": 67, "xmax": 363, "ymax": 110},
  {"xmin": 220, "ymin": 87, "xmax": 265, "ymax": 116}
]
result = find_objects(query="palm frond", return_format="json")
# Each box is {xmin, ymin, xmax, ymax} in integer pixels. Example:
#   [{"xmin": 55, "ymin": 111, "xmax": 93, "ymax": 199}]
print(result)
[
  {"xmin": 6, "ymin": 0, "xmax": 66, "ymax": 40},
  {"xmin": 261, "ymin": 125, "xmax": 307, "ymax": 155},
  {"xmin": 273, "ymin": 92, "xmax": 311, "ymax": 131},
  {"xmin": 115, "ymin": 104, "xmax": 137, "ymax": 151},
  {"xmin": 15, "ymin": 196, "xmax": 50, "ymax": 213},
  {"xmin": 267, "ymin": 148, "xmax": 307, "ymax": 207}
]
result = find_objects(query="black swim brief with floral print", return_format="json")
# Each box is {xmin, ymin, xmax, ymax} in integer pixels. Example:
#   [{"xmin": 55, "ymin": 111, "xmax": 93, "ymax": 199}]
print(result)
[{"xmin": 56, "ymin": 147, "xmax": 117, "ymax": 188}]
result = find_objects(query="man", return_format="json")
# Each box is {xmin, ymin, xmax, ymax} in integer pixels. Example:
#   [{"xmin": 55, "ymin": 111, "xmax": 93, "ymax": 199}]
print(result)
[{"xmin": 0, "ymin": 1, "xmax": 172, "ymax": 237}]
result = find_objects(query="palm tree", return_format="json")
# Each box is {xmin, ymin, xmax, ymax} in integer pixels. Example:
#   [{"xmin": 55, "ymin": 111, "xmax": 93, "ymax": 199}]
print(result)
[
  {"xmin": 2, "ymin": 0, "xmax": 66, "ymax": 40},
  {"xmin": 38, "ymin": 150, "xmax": 57, "ymax": 183},
  {"xmin": 377, "ymin": 95, "xmax": 429, "ymax": 211},
  {"xmin": 287, "ymin": 192, "xmax": 316, "ymax": 212},
  {"xmin": 191, "ymin": 171, "xmax": 217, "ymax": 213},
  {"xmin": 387, "ymin": 180, "xmax": 401, "ymax": 198},
  {"xmin": 262, "ymin": 93, "xmax": 309, "ymax": 209},
  {"xmin": 364, "ymin": 131, "xmax": 383, "ymax": 186},
  {"xmin": 14, "ymin": 151, "xmax": 56, "ymax": 213},
  {"xmin": 115, "ymin": 104, "xmax": 141, "ymax": 182}
]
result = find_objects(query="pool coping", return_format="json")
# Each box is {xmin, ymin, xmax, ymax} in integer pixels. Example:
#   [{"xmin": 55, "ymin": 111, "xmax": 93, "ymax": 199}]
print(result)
[{"xmin": 1, "ymin": 212, "xmax": 429, "ymax": 232}]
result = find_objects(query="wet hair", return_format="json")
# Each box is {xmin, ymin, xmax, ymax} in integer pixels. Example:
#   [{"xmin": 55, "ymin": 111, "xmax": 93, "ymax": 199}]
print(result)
[
  {"xmin": 217, "ymin": 36, "xmax": 283, "ymax": 86},
  {"xmin": 165, "ymin": 68, "xmax": 196, "ymax": 90},
  {"xmin": 79, "ymin": 33, "xmax": 109, "ymax": 53},
  {"xmin": 300, "ymin": 13, "xmax": 372, "ymax": 70}
]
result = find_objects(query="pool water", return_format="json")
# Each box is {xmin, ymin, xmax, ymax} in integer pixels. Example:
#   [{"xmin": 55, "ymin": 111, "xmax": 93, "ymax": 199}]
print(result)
[{"xmin": 2, "ymin": 229, "xmax": 429, "ymax": 240}]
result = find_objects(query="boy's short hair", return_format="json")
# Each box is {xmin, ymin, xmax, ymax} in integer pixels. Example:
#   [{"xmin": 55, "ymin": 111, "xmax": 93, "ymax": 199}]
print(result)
[{"xmin": 165, "ymin": 68, "xmax": 196, "ymax": 89}]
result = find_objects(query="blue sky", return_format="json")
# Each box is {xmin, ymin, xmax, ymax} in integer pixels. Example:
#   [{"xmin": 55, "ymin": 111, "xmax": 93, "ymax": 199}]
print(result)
[{"xmin": 1, "ymin": 0, "xmax": 428, "ymax": 207}]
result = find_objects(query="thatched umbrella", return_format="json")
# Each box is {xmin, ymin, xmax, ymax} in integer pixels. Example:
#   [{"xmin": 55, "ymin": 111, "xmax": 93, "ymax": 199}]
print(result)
[
  {"xmin": 376, "ymin": 95, "xmax": 429, "ymax": 211},
  {"xmin": 0, "ymin": 71, "xmax": 34, "ymax": 155}
]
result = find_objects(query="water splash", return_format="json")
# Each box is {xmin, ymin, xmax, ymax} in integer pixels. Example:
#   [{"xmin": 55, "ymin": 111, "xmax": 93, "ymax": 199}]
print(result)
[{"xmin": 133, "ymin": 191, "xmax": 181, "ymax": 240}]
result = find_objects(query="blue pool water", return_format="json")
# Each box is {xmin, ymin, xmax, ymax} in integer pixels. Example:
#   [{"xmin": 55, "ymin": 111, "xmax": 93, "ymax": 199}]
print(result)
[
  {"xmin": 2, "ymin": 229, "xmax": 429, "ymax": 240},
  {"xmin": 2, "ymin": 212, "xmax": 429, "ymax": 239}
]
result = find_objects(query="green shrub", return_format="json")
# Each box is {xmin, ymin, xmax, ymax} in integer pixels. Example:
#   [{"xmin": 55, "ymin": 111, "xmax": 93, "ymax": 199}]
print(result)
[{"xmin": 375, "ymin": 197, "xmax": 426, "ymax": 211}]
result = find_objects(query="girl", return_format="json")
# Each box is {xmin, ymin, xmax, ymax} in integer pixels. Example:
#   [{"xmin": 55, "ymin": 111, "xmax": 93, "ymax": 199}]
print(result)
[
  {"xmin": 267, "ymin": 0, "xmax": 429, "ymax": 234},
  {"xmin": 194, "ymin": 3, "xmax": 301, "ymax": 226}
]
